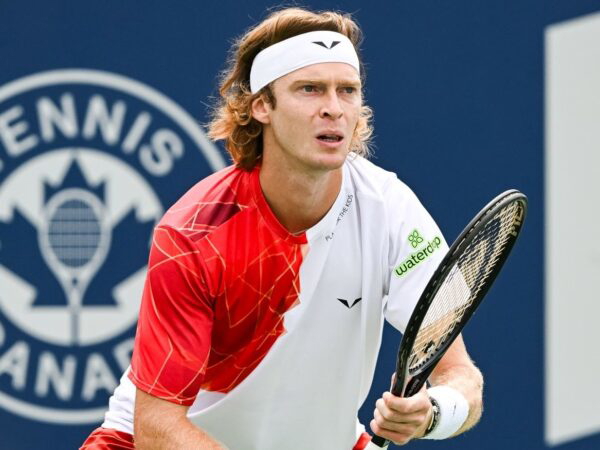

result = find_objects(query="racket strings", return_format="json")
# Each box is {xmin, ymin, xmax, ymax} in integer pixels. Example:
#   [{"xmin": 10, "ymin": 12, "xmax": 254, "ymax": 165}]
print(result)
[
  {"xmin": 48, "ymin": 199, "xmax": 103, "ymax": 268},
  {"xmin": 408, "ymin": 200, "xmax": 523, "ymax": 372}
]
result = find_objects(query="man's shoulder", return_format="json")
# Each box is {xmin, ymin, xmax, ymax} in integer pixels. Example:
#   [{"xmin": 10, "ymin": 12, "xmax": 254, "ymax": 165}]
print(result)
[
  {"xmin": 345, "ymin": 154, "xmax": 413, "ymax": 200},
  {"xmin": 157, "ymin": 165, "xmax": 254, "ymax": 239}
]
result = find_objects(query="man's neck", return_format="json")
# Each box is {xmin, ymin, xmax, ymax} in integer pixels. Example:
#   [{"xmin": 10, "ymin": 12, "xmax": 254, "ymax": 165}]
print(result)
[{"xmin": 258, "ymin": 158, "xmax": 343, "ymax": 235}]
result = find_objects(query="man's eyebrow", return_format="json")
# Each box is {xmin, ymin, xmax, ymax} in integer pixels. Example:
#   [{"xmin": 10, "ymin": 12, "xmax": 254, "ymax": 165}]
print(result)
[
  {"xmin": 290, "ymin": 79, "xmax": 362, "ymax": 88},
  {"xmin": 290, "ymin": 79, "xmax": 325, "ymax": 87},
  {"xmin": 337, "ymin": 79, "xmax": 362, "ymax": 88}
]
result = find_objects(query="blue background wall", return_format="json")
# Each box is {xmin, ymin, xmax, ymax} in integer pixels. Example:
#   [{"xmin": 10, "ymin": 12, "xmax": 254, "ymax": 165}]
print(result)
[{"xmin": 0, "ymin": 1, "xmax": 598, "ymax": 448}]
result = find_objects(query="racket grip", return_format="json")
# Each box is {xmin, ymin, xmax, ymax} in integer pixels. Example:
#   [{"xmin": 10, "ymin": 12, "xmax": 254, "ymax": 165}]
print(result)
[
  {"xmin": 404, "ymin": 367, "xmax": 434, "ymax": 397},
  {"xmin": 404, "ymin": 376, "xmax": 426, "ymax": 397},
  {"xmin": 369, "ymin": 435, "xmax": 389, "ymax": 448}
]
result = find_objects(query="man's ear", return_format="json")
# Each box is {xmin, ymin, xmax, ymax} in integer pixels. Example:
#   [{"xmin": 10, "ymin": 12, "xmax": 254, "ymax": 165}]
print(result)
[{"xmin": 251, "ymin": 95, "xmax": 271, "ymax": 125}]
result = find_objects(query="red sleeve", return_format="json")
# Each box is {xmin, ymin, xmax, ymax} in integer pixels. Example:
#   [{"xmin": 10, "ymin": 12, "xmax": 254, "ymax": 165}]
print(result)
[
  {"xmin": 80, "ymin": 427, "xmax": 134, "ymax": 449},
  {"xmin": 128, "ymin": 225, "xmax": 213, "ymax": 406}
]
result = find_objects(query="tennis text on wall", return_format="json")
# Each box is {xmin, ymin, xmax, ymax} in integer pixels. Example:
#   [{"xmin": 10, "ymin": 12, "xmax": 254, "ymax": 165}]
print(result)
[{"xmin": 0, "ymin": 69, "xmax": 225, "ymax": 424}]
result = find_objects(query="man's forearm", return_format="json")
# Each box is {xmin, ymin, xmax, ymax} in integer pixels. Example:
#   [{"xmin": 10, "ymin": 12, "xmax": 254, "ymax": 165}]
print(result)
[
  {"xmin": 430, "ymin": 362, "xmax": 484, "ymax": 435},
  {"xmin": 134, "ymin": 388, "xmax": 225, "ymax": 449},
  {"xmin": 135, "ymin": 414, "xmax": 224, "ymax": 449}
]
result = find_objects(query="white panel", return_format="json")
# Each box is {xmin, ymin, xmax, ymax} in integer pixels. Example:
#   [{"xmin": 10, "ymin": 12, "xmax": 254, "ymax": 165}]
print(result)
[{"xmin": 545, "ymin": 11, "xmax": 600, "ymax": 447}]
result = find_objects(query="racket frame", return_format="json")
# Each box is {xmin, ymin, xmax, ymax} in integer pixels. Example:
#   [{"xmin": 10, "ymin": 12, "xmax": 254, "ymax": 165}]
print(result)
[{"xmin": 371, "ymin": 189, "xmax": 527, "ymax": 447}]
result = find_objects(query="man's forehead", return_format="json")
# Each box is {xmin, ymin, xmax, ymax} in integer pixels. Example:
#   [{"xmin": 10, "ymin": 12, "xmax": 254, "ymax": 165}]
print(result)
[{"xmin": 282, "ymin": 62, "xmax": 361, "ymax": 84}]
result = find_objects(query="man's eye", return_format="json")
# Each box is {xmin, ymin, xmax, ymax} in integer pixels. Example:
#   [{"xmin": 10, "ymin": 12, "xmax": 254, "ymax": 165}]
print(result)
[
  {"xmin": 342, "ymin": 87, "xmax": 356, "ymax": 94},
  {"xmin": 302, "ymin": 85, "xmax": 317, "ymax": 93}
]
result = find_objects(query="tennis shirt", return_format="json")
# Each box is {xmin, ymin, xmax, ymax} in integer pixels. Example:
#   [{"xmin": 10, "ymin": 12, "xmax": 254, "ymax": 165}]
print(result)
[{"xmin": 100, "ymin": 154, "xmax": 448, "ymax": 449}]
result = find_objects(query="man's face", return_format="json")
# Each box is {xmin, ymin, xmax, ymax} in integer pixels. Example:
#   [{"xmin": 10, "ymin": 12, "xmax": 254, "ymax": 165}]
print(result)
[{"xmin": 254, "ymin": 62, "xmax": 362, "ymax": 172}]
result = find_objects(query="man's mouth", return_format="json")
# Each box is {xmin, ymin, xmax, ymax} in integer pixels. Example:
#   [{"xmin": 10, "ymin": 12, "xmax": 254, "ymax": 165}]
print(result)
[{"xmin": 317, "ymin": 134, "xmax": 343, "ymax": 142}]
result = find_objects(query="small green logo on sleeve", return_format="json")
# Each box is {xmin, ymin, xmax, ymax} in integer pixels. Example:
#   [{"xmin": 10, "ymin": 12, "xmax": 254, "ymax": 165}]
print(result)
[
  {"xmin": 394, "ymin": 230, "xmax": 443, "ymax": 277},
  {"xmin": 408, "ymin": 229, "xmax": 424, "ymax": 248}
]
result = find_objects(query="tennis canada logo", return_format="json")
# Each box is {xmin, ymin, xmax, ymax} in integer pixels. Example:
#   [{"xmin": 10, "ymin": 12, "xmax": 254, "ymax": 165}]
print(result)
[
  {"xmin": 394, "ymin": 229, "xmax": 442, "ymax": 277},
  {"xmin": 0, "ymin": 69, "xmax": 225, "ymax": 424}
]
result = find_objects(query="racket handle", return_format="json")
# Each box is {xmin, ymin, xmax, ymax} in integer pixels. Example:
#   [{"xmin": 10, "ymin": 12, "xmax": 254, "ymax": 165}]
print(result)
[
  {"xmin": 369, "ymin": 371, "xmax": 433, "ymax": 448},
  {"xmin": 404, "ymin": 376, "xmax": 426, "ymax": 397},
  {"xmin": 369, "ymin": 435, "xmax": 389, "ymax": 448}
]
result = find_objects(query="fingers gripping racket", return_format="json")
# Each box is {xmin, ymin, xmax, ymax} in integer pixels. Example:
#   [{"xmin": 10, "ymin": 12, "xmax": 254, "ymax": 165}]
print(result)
[{"xmin": 368, "ymin": 189, "xmax": 527, "ymax": 448}]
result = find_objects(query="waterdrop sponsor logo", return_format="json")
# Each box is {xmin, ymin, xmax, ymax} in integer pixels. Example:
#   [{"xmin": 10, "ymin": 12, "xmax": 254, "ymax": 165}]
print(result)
[{"xmin": 394, "ymin": 231, "xmax": 443, "ymax": 278}]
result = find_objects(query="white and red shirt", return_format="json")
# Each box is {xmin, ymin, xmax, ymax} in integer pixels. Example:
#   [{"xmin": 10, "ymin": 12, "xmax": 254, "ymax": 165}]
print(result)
[{"xmin": 101, "ymin": 155, "xmax": 448, "ymax": 449}]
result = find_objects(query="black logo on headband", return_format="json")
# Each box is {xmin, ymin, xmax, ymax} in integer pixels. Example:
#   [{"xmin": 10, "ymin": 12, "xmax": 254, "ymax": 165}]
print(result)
[{"xmin": 313, "ymin": 41, "xmax": 341, "ymax": 49}]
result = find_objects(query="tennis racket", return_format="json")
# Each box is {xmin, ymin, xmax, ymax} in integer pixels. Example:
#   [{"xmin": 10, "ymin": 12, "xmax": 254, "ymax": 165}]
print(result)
[{"xmin": 368, "ymin": 189, "xmax": 527, "ymax": 448}]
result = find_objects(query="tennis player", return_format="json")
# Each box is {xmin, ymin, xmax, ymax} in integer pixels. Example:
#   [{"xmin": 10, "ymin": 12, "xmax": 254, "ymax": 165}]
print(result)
[{"xmin": 81, "ymin": 7, "xmax": 483, "ymax": 449}]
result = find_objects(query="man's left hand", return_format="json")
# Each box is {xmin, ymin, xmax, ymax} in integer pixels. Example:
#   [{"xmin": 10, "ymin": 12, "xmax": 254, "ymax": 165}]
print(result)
[{"xmin": 369, "ymin": 387, "xmax": 432, "ymax": 446}]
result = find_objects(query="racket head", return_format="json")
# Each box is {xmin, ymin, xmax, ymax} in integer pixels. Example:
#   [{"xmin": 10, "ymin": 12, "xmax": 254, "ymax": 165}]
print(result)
[{"xmin": 392, "ymin": 189, "xmax": 527, "ymax": 397}]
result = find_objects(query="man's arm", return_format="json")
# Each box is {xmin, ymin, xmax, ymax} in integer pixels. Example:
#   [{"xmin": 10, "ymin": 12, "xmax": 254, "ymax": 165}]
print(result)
[
  {"xmin": 134, "ymin": 388, "xmax": 225, "ymax": 449},
  {"xmin": 427, "ymin": 335, "xmax": 483, "ymax": 435},
  {"xmin": 370, "ymin": 334, "xmax": 483, "ymax": 445}
]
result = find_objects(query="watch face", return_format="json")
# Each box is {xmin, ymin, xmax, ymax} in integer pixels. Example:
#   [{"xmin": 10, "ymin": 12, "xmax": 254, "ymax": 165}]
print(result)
[{"xmin": 425, "ymin": 396, "xmax": 441, "ymax": 436}]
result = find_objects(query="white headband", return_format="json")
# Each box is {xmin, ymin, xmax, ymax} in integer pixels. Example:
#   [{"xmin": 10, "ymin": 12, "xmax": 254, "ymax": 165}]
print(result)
[{"xmin": 249, "ymin": 30, "xmax": 360, "ymax": 93}]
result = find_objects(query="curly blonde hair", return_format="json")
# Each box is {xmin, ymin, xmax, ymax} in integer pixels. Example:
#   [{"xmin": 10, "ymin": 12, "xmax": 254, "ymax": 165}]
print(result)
[{"xmin": 207, "ymin": 7, "xmax": 374, "ymax": 170}]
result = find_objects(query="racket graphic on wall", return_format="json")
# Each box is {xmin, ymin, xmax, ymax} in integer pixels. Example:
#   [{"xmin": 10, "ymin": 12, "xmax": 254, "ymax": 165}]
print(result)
[{"xmin": 38, "ymin": 188, "xmax": 111, "ymax": 344}]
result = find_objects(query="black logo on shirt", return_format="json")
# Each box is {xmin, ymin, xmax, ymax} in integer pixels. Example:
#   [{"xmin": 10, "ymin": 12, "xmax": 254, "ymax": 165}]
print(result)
[{"xmin": 337, "ymin": 297, "xmax": 362, "ymax": 308}]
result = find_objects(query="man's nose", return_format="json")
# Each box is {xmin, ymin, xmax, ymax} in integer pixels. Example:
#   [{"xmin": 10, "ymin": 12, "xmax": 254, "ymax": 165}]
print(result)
[{"xmin": 319, "ymin": 92, "xmax": 344, "ymax": 119}]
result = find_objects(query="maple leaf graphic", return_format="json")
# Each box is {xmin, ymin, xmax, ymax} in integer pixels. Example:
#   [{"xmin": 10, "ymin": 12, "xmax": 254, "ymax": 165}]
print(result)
[
  {"xmin": 0, "ymin": 205, "xmax": 154, "ymax": 308},
  {"xmin": 0, "ymin": 206, "xmax": 64, "ymax": 306},
  {"xmin": 85, "ymin": 209, "xmax": 154, "ymax": 306}
]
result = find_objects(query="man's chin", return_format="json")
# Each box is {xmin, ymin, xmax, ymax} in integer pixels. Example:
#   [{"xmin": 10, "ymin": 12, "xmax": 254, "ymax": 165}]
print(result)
[{"xmin": 311, "ymin": 151, "xmax": 348, "ymax": 171}]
